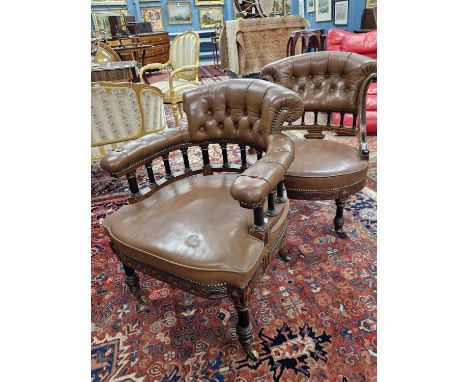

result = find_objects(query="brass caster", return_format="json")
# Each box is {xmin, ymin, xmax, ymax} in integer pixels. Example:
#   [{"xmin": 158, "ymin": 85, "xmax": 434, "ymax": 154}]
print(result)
[{"xmin": 246, "ymin": 347, "xmax": 259, "ymax": 362}]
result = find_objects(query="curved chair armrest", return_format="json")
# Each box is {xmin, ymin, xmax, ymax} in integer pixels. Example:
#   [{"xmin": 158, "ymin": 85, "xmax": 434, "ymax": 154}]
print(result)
[
  {"xmin": 100, "ymin": 128, "xmax": 190, "ymax": 176},
  {"xmin": 230, "ymin": 133, "xmax": 295, "ymax": 208},
  {"xmin": 169, "ymin": 65, "xmax": 198, "ymax": 80},
  {"xmin": 139, "ymin": 62, "xmax": 171, "ymax": 84},
  {"xmin": 168, "ymin": 65, "xmax": 199, "ymax": 96},
  {"xmin": 358, "ymin": 73, "xmax": 377, "ymax": 159}
]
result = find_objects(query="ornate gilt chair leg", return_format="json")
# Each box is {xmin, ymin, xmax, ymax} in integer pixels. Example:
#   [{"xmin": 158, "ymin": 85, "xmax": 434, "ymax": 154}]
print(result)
[
  {"xmin": 334, "ymin": 198, "xmax": 348, "ymax": 239},
  {"xmin": 171, "ymin": 102, "xmax": 180, "ymax": 126},
  {"xmin": 122, "ymin": 264, "xmax": 150, "ymax": 312},
  {"xmin": 177, "ymin": 102, "xmax": 184, "ymax": 120},
  {"xmin": 228, "ymin": 286, "xmax": 259, "ymax": 362}
]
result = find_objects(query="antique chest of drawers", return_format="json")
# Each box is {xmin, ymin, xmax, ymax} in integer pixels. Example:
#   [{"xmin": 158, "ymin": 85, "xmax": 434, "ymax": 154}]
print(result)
[{"xmin": 108, "ymin": 32, "xmax": 170, "ymax": 66}]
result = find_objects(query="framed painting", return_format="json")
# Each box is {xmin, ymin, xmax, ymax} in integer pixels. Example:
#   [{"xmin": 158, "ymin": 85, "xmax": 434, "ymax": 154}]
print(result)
[
  {"xmin": 141, "ymin": 6, "xmax": 165, "ymax": 31},
  {"xmin": 167, "ymin": 2, "xmax": 192, "ymax": 25},
  {"xmin": 366, "ymin": 0, "xmax": 377, "ymax": 8},
  {"xmin": 91, "ymin": 0, "xmax": 125, "ymax": 5},
  {"xmin": 316, "ymin": 0, "xmax": 332, "ymax": 22},
  {"xmin": 274, "ymin": 0, "xmax": 291, "ymax": 15},
  {"xmin": 195, "ymin": 0, "xmax": 224, "ymax": 5},
  {"xmin": 334, "ymin": 0, "xmax": 348, "ymax": 25},
  {"xmin": 199, "ymin": 7, "xmax": 224, "ymax": 29},
  {"xmin": 92, "ymin": 9, "xmax": 128, "ymax": 35},
  {"xmin": 306, "ymin": 0, "xmax": 315, "ymax": 13}
]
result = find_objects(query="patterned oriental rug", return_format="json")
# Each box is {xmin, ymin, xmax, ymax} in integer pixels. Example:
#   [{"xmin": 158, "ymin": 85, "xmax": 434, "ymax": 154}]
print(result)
[{"xmin": 91, "ymin": 76, "xmax": 377, "ymax": 382}]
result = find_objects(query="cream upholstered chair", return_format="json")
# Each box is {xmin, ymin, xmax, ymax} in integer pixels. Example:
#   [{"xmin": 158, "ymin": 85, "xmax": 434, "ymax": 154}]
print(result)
[
  {"xmin": 91, "ymin": 82, "xmax": 166, "ymax": 161},
  {"xmin": 139, "ymin": 29, "xmax": 200, "ymax": 126}
]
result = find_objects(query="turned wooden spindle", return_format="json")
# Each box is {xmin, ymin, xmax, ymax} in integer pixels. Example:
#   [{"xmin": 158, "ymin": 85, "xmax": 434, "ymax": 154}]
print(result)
[
  {"xmin": 339, "ymin": 112, "xmax": 345, "ymax": 127},
  {"xmin": 180, "ymin": 147, "xmax": 191, "ymax": 172},
  {"xmin": 239, "ymin": 144, "xmax": 247, "ymax": 170},
  {"xmin": 145, "ymin": 162, "xmax": 156, "ymax": 186},
  {"xmin": 220, "ymin": 143, "xmax": 229, "ymax": 167},
  {"xmin": 253, "ymin": 205, "xmax": 266, "ymax": 231},
  {"xmin": 200, "ymin": 144, "xmax": 211, "ymax": 168},
  {"xmin": 276, "ymin": 180, "xmax": 286, "ymax": 203},
  {"xmin": 266, "ymin": 191, "xmax": 277, "ymax": 217},
  {"xmin": 162, "ymin": 153, "xmax": 173, "ymax": 179},
  {"xmin": 126, "ymin": 172, "xmax": 140, "ymax": 197}
]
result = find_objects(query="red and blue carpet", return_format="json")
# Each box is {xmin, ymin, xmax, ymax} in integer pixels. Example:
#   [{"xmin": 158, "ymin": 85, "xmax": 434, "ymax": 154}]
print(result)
[{"xmin": 91, "ymin": 71, "xmax": 377, "ymax": 382}]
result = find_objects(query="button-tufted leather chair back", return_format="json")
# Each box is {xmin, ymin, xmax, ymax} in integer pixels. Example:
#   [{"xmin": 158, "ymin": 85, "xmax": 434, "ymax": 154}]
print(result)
[
  {"xmin": 261, "ymin": 51, "xmax": 377, "ymax": 114},
  {"xmin": 183, "ymin": 79, "xmax": 304, "ymax": 149}
]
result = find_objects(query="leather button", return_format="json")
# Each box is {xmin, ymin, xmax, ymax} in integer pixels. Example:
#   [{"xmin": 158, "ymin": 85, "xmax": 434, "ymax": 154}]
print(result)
[
  {"xmin": 249, "ymin": 173, "xmax": 258, "ymax": 178},
  {"xmin": 207, "ymin": 111, "xmax": 212, "ymax": 116},
  {"xmin": 115, "ymin": 148, "xmax": 124, "ymax": 152},
  {"xmin": 136, "ymin": 139, "xmax": 143, "ymax": 142}
]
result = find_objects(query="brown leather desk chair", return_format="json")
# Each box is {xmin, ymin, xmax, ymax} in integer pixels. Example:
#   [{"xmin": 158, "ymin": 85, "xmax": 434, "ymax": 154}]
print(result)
[
  {"xmin": 261, "ymin": 52, "xmax": 377, "ymax": 238},
  {"xmin": 99, "ymin": 79, "xmax": 304, "ymax": 360}
]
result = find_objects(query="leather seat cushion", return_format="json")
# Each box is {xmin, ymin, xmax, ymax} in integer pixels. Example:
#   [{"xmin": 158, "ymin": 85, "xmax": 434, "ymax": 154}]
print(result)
[
  {"xmin": 284, "ymin": 139, "xmax": 368, "ymax": 191},
  {"xmin": 151, "ymin": 79, "xmax": 198, "ymax": 100},
  {"xmin": 103, "ymin": 174, "xmax": 288, "ymax": 288}
]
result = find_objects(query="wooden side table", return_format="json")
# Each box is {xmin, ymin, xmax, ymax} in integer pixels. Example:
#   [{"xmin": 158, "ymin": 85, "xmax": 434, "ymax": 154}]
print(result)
[
  {"xmin": 286, "ymin": 29, "xmax": 323, "ymax": 56},
  {"xmin": 91, "ymin": 61, "xmax": 139, "ymax": 83},
  {"xmin": 211, "ymin": 36, "xmax": 220, "ymax": 66},
  {"xmin": 112, "ymin": 44, "xmax": 152, "ymax": 67}
]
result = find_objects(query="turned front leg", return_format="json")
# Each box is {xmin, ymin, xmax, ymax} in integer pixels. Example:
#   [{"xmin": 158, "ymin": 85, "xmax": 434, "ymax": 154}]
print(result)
[
  {"xmin": 334, "ymin": 198, "xmax": 348, "ymax": 239},
  {"xmin": 228, "ymin": 287, "xmax": 259, "ymax": 361},
  {"xmin": 122, "ymin": 263, "xmax": 150, "ymax": 312}
]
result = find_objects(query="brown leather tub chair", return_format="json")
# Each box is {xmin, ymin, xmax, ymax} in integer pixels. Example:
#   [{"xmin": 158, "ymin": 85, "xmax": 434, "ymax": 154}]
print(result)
[
  {"xmin": 99, "ymin": 79, "xmax": 304, "ymax": 360},
  {"xmin": 261, "ymin": 52, "xmax": 377, "ymax": 238}
]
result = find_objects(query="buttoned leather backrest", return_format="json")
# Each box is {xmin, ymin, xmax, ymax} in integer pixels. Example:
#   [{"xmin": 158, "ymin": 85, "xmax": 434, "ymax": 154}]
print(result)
[
  {"xmin": 183, "ymin": 79, "xmax": 304, "ymax": 149},
  {"xmin": 261, "ymin": 51, "xmax": 377, "ymax": 113}
]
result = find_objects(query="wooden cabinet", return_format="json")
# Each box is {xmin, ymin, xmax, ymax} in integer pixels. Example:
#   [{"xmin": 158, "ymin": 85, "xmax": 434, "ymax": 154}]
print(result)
[{"xmin": 107, "ymin": 32, "xmax": 170, "ymax": 66}]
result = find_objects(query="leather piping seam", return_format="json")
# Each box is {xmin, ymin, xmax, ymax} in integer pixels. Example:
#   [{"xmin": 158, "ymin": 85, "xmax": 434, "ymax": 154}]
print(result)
[{"xmin": 286, "ymin": 176, "xmax": 366, "ymax": 192}]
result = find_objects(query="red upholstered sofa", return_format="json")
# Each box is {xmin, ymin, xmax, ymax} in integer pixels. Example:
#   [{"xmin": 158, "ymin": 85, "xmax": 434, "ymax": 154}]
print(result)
[{"xmin": 327, "ymin": 29, "xmax": 377, "ymax": 134}]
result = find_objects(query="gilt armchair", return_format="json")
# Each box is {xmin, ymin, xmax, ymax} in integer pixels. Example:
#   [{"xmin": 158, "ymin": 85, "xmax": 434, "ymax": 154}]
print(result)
[
  {"xmin": 261, "ymin": 51, "xmax": 377, "ymax": 238},
  {"xmin": 91, "ymin": 42, "xmax": 121, "ymax": 65},
  {"xmin": 139, "ymin": 29, "xmax": 200, "ymax": 126},
  {"xmin": 91, "ymin": 82, "xmax": 166, "ymax": 161},
  {"xmin": 99, "ymin": 79, "xmax": 304, "ymax": 360}
]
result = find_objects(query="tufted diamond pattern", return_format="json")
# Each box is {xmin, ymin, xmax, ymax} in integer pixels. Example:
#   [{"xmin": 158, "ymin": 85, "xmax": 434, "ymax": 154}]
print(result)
[
  {"xmin": 261, "ymin": 51, "xmax": 377, "ymax": 113},
  {"xmin": 182, "ymin": 79, "xmax": 304, "ymax": 149}
]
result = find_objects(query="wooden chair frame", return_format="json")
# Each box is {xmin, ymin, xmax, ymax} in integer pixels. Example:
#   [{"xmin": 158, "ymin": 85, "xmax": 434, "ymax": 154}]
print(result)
[{"xmin": 106, "ymin": 138, "xmax": 291, "ymax": 360}]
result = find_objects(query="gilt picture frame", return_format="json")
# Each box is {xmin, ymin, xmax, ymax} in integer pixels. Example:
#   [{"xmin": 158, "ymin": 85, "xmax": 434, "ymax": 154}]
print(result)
[
  {"xmin": 316, "ymin": 0, "xmax": 332, "ymax": 22},
  {"xmin": 141, "ymin": 6, "xmax": 165, "ymax": 31},
  {"xmin": 195, "ymin": 0, "xmax": 224, "ymax": 5},
  {"xmin": 307, "ymin": 0, "xmax": 315, "ymax": 13},
  {"xmin": 92, "ymin": 9, "xmax": 129, "ymax": 34},
  {"xmin": 91, "ymin": 0, "xmax": 125, "ymax": 5},
  {"xmin": 167, "ymin": 2, "xmax": 192, "ymax": 25},
  {"xmin": 366, "ymin": 0, "xmax": 377, "ymax": 8},
  {"xmin": 199, "ymin": 7, "xmax": 224, "ymax": 29}
]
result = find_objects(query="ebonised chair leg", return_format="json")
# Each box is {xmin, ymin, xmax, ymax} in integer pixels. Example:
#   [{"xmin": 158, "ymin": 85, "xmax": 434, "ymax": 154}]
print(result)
[
  {"xmin": 122, "ymin": 264, "xmax": 150, "ymax": 312},
  {"xmin": 278, "ymin": 246, "xmax": 290, "ymax": 262},
  {"xmin": 228, "ymin": 287, "xmax": 259, "ymax": 361},
  {"xmin": 334, "ymin": 198, "xmax": 348, "ymax": 239}
]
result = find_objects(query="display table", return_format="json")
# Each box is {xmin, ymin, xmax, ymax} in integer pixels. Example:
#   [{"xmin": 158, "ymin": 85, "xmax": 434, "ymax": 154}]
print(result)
[
  {"xmin": 219, "ymin": 15, "xmax": 308, "ymax": 76},
  {"xmin": 91, "ymin": 61, "xmax": 138, "ymax": 83}
]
